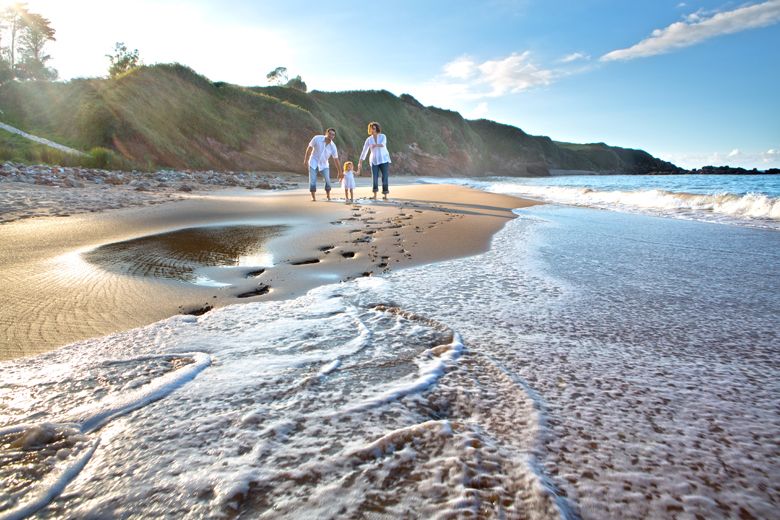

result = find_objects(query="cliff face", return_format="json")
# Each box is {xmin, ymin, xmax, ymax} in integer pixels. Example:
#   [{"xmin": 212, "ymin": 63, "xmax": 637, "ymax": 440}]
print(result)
[{"xmin": 0, "ymin": 64, "xmax": 680, "ymax": 175}]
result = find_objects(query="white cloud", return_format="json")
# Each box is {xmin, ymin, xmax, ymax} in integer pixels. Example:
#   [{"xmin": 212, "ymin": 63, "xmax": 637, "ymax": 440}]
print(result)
[
  {"xmin": 409, "ymin": 51, "xmax": 554, "ymax": 110},
  {"xmin": 443, "ymin": 51, "xmax": 553, "ymax": 97},
  {"xmin": 478, "ymin": 52, "xmax": 554, "ymax": 95},
  {"xmin": 443, "ymin": 56, "xmax": 478, "ymax": 79},
  {"xmin": 660, "ymin": 147, "xmax": 780, "ymax": 169},
  {"xmin": 560, "ymin": 52, "xmax": 590, "ymax": 63},
  {"xmin": 601, "ymin": 0, "xmax": 780, "ymax": 61},
  {"xmin": 762, "ymin": 149, "xmax": 779, "ymax": 163},
  {"xmin": 685, "ymin": 10, "xmax": 705, "ymax": 23},
  {"xmin": 397, "ymin": 49, "xmax": 586, "ymax": 119}
]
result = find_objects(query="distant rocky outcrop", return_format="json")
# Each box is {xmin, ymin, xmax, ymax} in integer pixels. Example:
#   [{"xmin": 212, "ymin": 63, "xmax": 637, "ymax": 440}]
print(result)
[
  {"xmin": 0, "ymin": 63, "xmax": 680, "ymax": 176},
  {"xmin": 689, "ymin": 165, "xmax": 780, "ymax": 175}
]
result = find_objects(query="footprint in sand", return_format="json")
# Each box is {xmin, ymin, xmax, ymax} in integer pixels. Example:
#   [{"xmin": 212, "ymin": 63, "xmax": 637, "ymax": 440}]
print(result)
[
  {"xmin": 341, "ymin": 251, "xmax": 356, "ymax": 258},
  {"xmin": 178, "ymin": 303, "xmax": 214, "ymax": 315},
  {"xmin": 236, "ymin": 284, "xmax": 271, "ymax": 298},
  {"xmin": 245, "ymin": 268, "xmax": 265, "ymax": 278},
  {"xmin": 290, "ymin": 258, "xmax": 321, "ymax": 265}
]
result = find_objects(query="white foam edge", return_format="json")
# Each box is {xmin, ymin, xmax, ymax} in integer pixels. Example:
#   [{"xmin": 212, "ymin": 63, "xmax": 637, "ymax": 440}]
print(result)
[
  {"xmin": 0, "ymin": 352, "xmax": 212, "ymax": 519},
  {"xmin": 317, "ymin": 359, "xmax": 342, "ymax": 376},
  {"xmin": 340, "ymin": 332, "xmax": 464, "ymax": 414},
  {"xmin": 315, "ymin": 307, "xmax": 372, "ymax": 378},
  {"xmin": 345, "ymin": 419, "xmax": 453, "ymax": 459},
  {"xmin": 0, "ymin": 353, "xmax": 210, "ymax": 435},
  {"xmin": 478, "ymin": 351, "xmax": 579, "ymax": 520},
  {"xmin": 419, "ymin": 177, "xmax": 780, "ymax": 225},
  {"xmin": 0, "ymin": 438, "xmax": 99, "ymax": 520},
  {"xmin": 71, "ymin": 352, "xmax": 212, "ymax": 433},
  {"xmin": 2, "ymin": 353, "xmax": 211, "ymax": 437}
]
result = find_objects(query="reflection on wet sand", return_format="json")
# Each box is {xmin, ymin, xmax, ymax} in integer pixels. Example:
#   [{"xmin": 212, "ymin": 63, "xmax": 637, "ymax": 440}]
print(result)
[
  {"xmin": 84, "ymin": 225, "xmax": 285, "ymax": 283},
  {"xmin": 0, "ymin": 186, "xmax": 533, "ymax": 360}
]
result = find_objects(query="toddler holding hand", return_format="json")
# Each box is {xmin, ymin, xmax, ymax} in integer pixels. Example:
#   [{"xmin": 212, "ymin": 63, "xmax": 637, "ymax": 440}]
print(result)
[{"xmin": 339, "ymin": 161, "xmax": 357, "ymax": 203}]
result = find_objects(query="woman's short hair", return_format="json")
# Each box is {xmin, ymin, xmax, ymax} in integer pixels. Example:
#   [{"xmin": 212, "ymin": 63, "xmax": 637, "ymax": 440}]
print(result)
[
  {"xmin": 367, "ymin": 122, "xmax": 381, "ymax": 134},
  {"xmin": 343, "ymin": 161, "xmax": 353, "ymax": 172}
]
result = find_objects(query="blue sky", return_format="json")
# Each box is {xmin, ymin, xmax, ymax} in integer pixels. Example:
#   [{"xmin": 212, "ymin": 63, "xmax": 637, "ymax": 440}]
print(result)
[{"xmin": 16, "ymin": 0, "xmax": 780, "ymax": 168}]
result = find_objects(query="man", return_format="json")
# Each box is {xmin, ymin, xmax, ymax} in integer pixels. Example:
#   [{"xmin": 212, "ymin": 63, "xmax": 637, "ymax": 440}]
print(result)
[{"xmin": 303, "ymin": 128, "xmax": 341, "ymax": 201}]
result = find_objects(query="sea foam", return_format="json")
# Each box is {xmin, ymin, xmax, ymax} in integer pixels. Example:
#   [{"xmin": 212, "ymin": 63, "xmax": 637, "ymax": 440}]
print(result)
[
  {"xmin": 0, "ymin": 274, "xmax": 561, "ymax": 518},
  {"xmin": 420, "ymin": 176, "xmax": 780, "ymax": 229}
]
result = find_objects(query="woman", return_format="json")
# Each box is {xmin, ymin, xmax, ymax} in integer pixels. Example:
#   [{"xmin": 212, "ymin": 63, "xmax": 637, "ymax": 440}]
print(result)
[{"xmin": 357, "ymin": 121, "xmax": 391, "ymax": 200}]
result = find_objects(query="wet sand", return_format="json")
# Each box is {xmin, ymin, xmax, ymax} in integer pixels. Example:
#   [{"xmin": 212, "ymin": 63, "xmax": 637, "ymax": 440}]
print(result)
[{"xmin": 0, "ymin": 184, "xmax": 538, "ymax": 359}]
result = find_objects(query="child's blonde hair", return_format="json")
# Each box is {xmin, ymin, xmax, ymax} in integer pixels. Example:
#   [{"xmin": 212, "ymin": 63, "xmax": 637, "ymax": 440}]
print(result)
[{"xmin": 343, "ymin": 161, "xmax": 354, "ymax": 172}]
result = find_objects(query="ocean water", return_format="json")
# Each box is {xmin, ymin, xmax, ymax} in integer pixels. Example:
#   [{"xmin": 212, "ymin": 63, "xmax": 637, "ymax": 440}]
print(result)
[
  {"xmin": 421, "ymin": 174, "xmax": 780, "ymax": 230},
  {"xmin": 1, "ymin": 177, "xmax": 778, "ymax": 519}
]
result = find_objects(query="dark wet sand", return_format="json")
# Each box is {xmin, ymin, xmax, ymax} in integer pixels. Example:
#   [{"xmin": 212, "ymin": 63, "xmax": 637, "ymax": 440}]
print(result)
[{"xmin": 0, "ymin": 185, "xmax": 538, "ymax": 360}]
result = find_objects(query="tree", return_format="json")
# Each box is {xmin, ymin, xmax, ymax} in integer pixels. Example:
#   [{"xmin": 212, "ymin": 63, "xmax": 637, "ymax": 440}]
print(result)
[
  {"xmin": 107, "ymin": 42, "xmax": 140, "ymax": 78},
  {"xmin": 18, "ymin": 12, "xmax": 54, "ymax": 63},
  {"xmin": 1, "ymin": 3, "xmax": 57, "ymax": 82},
  {"xmin": 0, "ymin": 58, "xmax": 11, "ymax": 84},
  {"xmin": 0, "ymin": 16, "xmax": 9, "ymax": 84},
  {"xmin": 285, "ymin": 75, "xmax": 307, "ymax": 92},
  {"xmin": 17, "ymin": 11, "xmax": 56, "ymax": 80},
  {"xmin": 266, "ymin": 66, "xmax": 287, "ymax": 86},
  {"xmin": 1, "ymin": 3, "xmax": 30, "ymax": 75}
]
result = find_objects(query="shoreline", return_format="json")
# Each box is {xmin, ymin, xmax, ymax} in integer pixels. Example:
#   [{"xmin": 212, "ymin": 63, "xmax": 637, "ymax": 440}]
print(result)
[{"xmin": 0, "ymin": 181, "xmax": 539, "ymax": 360}]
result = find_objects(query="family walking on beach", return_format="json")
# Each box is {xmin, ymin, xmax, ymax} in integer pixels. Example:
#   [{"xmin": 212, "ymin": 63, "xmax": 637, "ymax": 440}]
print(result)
[{"xmin": 304, "ymin": 122, "xmax": 392, "ymax": 202}]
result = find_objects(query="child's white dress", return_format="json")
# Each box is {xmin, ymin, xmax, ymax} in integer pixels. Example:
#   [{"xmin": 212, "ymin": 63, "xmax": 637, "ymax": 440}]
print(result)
[{"xmin": 341, "ymin": 171, "xmax": 356, "ymax": 189}]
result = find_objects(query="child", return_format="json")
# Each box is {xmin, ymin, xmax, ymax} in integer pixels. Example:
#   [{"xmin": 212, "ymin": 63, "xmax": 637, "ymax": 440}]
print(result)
[{"xmin": 339, "ymin": 161, "xmax": 357, "ymax": 203}]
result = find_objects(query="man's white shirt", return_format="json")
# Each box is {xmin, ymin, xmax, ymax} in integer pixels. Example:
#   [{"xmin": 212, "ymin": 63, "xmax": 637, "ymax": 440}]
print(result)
[{"xmin": 308, "ymin": 135, "xmax": 338, "ymax": 170}]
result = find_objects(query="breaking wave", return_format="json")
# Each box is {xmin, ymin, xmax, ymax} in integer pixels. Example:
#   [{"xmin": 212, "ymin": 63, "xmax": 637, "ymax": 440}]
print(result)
[{"xmin": 420, "ymin": 176, "xmax": 780, "ymax": 229}]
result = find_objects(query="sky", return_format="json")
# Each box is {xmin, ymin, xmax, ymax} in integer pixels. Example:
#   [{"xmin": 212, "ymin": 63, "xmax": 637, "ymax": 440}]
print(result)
[{"xmin": 6, "ymin": 0, "xmax": 780, "ymax": 169}]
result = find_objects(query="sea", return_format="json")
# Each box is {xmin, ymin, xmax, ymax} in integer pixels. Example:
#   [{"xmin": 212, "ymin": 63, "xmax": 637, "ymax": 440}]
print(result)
[{"xmin": 1, "ymin": 174, "xmax": 778, "ymax": 519}]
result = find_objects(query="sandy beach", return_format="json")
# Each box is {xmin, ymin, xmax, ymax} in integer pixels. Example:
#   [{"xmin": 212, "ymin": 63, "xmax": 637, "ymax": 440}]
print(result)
[
  {"xmin": 0, "ymin": 179, "xmax": 537, "ymax": 359},
  {"xmin": 1, "ymin": 173, "xmax": 777, "ymax": 519}
]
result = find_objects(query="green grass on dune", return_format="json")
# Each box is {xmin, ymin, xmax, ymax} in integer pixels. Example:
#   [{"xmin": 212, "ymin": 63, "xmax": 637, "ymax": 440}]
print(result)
[
  {"xmin": 0, "ymin": 129, "xmax": 137, "ymax": 170},
  {"xmin": 0, "ymin": 64, "xmax": 678, "ymax": 174}
]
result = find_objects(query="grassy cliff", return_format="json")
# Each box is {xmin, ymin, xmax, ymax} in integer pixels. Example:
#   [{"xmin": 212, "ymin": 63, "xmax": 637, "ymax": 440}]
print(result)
[{"xmin": 0, "ymin": 63, "xmax": 680, "ymax": 175}]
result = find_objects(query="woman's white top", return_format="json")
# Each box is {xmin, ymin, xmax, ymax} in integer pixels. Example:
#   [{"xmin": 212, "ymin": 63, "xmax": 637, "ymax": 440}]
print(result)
[
  {"xmin": 341, "ymin": 171, "xmax": 356, "ymax": 189},
  {"xmin": 360, "ymin": 133, "xmax": 392, "ymax": 165}
]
